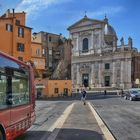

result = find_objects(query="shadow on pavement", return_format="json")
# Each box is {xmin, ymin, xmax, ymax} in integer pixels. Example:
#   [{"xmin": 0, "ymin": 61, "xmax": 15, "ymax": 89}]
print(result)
[
  {"xmin": 15, "ymin": 131, "xmax": 51, "ymax": 140},
  {"xmin": 55, "ymin": 128, "xmax": 104, "ymax": 140}
]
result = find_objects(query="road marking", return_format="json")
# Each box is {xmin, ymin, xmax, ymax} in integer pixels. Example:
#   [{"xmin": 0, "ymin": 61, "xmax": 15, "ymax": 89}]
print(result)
[
  {"xmin": 40, "ymin": 102, "xmax": 74, "ymax": 140},
  {"xmin": 88, "ymin": 102, "xmax": 116, "ymax": 140}
]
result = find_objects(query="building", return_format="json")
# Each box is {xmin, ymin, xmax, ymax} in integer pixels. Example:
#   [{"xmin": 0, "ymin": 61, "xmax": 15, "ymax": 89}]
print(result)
[
  {"xmin": 34, "ymin": 79, "xmax": 72, "ymax": 98},
  {"xmin": 31, "ymin": 41, "xmax": 45, "ymax": 78},
  {"xmin": 32, "ymin": 31, "xmax": 72, "ymax": 79},
  {"xmin": 0, "ymin": 9, "xmax": 32, "ymax": 62},
  {"xmin": 68, "ymin": 15, "xmax": 140, "ymax": 90}
]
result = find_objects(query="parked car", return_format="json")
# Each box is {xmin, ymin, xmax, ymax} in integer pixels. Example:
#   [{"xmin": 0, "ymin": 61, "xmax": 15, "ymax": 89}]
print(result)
[{"xmin": 124, "ymin": 88, "xmax": 140, "ymax": 101}]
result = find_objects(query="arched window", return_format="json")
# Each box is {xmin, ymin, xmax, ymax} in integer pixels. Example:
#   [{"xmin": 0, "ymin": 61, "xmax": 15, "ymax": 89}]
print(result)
[{"xmin": 83, "ymin": 38, "xmax": 88, "ymax": 52}]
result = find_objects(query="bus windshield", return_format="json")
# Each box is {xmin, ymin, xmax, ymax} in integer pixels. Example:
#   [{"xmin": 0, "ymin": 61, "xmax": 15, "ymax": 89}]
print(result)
[{"xmin": 0, "ymin": 55, "xmax": 30, "ymax": 108}]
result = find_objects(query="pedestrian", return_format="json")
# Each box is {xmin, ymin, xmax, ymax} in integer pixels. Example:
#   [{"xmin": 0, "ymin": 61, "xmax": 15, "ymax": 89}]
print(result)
[
  {"xmin": 81, "ymin": 89, "xmax": 87, "ymax": 105},
  {"xmin": 121, "ymin": 89, "xmax": 124, "ymax": 97},
  {"xmin": 104, "ymin": 90, "xmax": 107, "ymax": 96}
]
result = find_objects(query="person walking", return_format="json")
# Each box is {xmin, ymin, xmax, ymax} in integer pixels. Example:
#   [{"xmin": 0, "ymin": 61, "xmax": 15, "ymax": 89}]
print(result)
[
  {"xmin": 104, "ymin": 90, "xmax": 107, "ymax": 97},
  {"xmin": 81, "ymin": 89, "xmax": 87, "ymax": 105}
]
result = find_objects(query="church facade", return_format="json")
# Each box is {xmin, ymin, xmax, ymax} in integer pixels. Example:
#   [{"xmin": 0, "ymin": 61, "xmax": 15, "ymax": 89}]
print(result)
[{"xmin": 68, "ymin": 15, "xmax": 140, "ymax": 89}]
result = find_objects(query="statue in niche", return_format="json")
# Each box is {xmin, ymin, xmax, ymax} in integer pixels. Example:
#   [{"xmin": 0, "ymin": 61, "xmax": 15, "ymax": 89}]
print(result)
[
  {"xmin": 128, "ymin": 36, "xmax": 132, "ymax": 47},
  {"xmin": 120, "ymin": 37, "xmax": 124, "ymax": 46}
]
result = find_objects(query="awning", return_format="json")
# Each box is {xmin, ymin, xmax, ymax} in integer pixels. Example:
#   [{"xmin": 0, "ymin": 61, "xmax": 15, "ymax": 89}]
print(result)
[{"xmin": 35, "ymin": 84, "xmax": 45, "ymax": 89}]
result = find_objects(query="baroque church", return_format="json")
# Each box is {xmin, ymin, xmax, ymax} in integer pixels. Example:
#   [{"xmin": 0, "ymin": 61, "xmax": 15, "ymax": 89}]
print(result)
[{"xmin": 68, "ymin": 15, "xmax": 140, "ymax": 89}]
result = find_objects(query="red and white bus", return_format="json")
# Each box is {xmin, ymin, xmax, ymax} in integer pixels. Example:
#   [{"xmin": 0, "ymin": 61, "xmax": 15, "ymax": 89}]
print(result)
[{"xmin": 0, "ymin": 52, "xmax": 35, "ymax": 140}]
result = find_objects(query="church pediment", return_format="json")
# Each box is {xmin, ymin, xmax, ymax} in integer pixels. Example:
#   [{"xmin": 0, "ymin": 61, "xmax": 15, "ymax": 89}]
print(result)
[{"xmin": 68, "ymin": 16, "xmax": 105, "ymax": 30}]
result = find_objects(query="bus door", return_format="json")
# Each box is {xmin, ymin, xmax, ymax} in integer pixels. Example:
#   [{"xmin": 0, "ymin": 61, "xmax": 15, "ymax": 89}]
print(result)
[{"xmin": 8, "ymin": 66, "xmax": 31, "ymax": 127}]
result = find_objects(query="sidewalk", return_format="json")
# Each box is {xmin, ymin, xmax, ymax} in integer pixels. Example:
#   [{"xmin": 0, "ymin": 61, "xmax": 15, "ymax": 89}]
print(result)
[{"xmin": 55, "ymin": 101, "xmax": 105, "ymax": 140}]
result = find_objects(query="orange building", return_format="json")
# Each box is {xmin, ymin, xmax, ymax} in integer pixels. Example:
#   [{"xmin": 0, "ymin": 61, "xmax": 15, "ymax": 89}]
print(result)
[
  {"xmin": 31, "ymin": 41, "xmax": 45, "ymax": 78},
  {"xmin": 0, "ymin": 9, "xmax": 32, "ymax": 62},
  {"xmin": 34, "ymin": 79, "xmax": 72, "ymax": 98}
]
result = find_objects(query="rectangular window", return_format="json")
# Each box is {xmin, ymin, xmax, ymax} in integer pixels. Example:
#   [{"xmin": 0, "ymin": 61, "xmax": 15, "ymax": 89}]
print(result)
[
  {"xmin": 17, "ymin": 43, "xmax": 25, "ymax": 52},
  {"xmin": 18, "ymin": 27, "xmax": 24, "ymax": 37},
  {"xmin": 0, "ymin": 75, "xmax": 7, "ymax": 108},
  {"xmin": 36, "ymin": 48, "xmax": 40, "ymax": 55},
  {"xmin": 0, "ymin": 56, "xmax": 29, "ymax": 107},
  {"xmin": 54, "ymin": 88, "xmax": 59, "ymax": 94},
  {"xmin": 12, "ymin": 72, "xmax": 29, "ymax": 106},
  {"xmin": 105, "ymin": 63, "xmax": 110, "ymax": 69},
  {"xmin": 49, "ymin": 49, "xmax": 52, "ymax": 55},
  {"xmin": 6, "ymin": 24, "xmax": 13, "ymax": 32},
  {"xmin": 16, "ymin": 20, "xmax": 20, "ymax": 25},
  {"xmin": 49, "ymin": 36, "xmax": 52, "ymax": 42}
]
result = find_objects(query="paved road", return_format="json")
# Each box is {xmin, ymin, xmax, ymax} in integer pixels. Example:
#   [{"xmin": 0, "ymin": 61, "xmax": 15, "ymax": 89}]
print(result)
[
  {"xmin": 15, "ymin": 101, "xmax": 73, "ymax": 140},
  {"xmin": 15, "ymin": 93, "xmax": 140, "ymax": 140},
  {"xmin": 91, "ymin": 94, "xmax": 140, "ymax": 140}
]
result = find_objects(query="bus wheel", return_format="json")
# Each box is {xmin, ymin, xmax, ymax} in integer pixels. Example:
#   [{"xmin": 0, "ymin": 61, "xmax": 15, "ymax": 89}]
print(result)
[{"xmin": 0, "ymin": 130, "xmax": 4, "ymax": 140}]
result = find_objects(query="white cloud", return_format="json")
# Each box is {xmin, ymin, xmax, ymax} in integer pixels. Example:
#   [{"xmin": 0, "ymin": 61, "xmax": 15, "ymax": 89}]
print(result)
[
  {"xmin": 16, "ymin": 0, "xmax": 70, "ymax": 18},
  {"xmin": 88, "ymin": 6, "xmax": 124, "ymax": 18}
]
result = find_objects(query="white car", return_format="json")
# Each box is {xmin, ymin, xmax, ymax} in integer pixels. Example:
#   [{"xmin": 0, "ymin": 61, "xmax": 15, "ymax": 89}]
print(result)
[{"xmin": 124, "ymin": 88, "xmax": 140, "ymax": 101}]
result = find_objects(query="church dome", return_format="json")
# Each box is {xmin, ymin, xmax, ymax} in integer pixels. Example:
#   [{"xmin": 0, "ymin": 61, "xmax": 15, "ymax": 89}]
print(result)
[{"xmin": 104, "ymin": 24, "xmax": 116, "ymax": 36}]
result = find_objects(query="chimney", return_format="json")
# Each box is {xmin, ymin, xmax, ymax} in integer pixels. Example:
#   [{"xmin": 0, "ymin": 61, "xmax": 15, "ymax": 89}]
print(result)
[{"xmin": 12, "ymin": 9, "xmax": 15, "ymax": 17}]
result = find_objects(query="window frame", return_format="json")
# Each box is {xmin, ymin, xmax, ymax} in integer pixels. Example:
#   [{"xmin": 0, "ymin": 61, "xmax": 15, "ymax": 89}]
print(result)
[
  {"xmin": 105, "ymin": 63, "xmax": 110, "ymax": 70},
  {"xmin": 18, "ymin": 27, "xmax": 24, "ymax": 38},
  {"xmin": 6, "ymin": 24, "xmax": 13, "ymax": 32},
  {"xmin": 0, "ymin": 55, "xmax": 30, "ymax": 109},
  {"xmin": 17, "ymin": 43, "xmax": 25, "ymax": 52},
  {"xmin": 82, "ymin": 38, "xmax": 89, "ymax": 53}
]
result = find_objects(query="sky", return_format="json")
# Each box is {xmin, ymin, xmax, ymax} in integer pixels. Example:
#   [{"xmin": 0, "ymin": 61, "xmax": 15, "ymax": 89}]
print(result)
[{"xmin": 0, "ymin": 0, "xmax": 140, "ymax": 50}]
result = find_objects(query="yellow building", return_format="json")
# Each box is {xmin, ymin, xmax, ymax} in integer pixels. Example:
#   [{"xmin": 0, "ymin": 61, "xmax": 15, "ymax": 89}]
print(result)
[
  {"xmin": 35, "ymin": 79, "xmax": 72, "ymax": 98},
  {"xmin": 31, "ymin": 41, "xmax": 45, "ymax": 77},
  {"xmin": 0, "ymin": 9, "xmax": 32, "ymax": 62}
]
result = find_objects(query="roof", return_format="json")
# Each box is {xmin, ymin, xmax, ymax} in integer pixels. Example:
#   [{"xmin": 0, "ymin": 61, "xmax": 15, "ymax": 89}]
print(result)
[{"xmin": 67, "ymin": 16, "xmax": 106, "ymax": 30}]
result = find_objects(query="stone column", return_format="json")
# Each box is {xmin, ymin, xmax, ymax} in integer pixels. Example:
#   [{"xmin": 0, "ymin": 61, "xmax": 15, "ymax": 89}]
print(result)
[
  {"xmin": 127, "ymin": 60, "xmax": 132, "ymax": 88},
  {"xmin": 98, "ymin": 62, "xmax": 102, "ymax": 87},
  {"xmin": 112, "ymin": 61, "xmax": 116, "ymax": 87},
  {"xmin": 76, "ymin": 64, "xmax": 80, "ymax": 88},
  {"xmin": 91, "ymin": 31, "xmax": 94, "ymax": 54},
  {"xmin": 120, "ymin": 60, "xmax": 124, "ymax": 89},
  {"xmin": 76, "ymin": 35, "xmax": 79, "ymax": 56},
  {"xmin": 90, "ymin": 63, "xmax": 95, "ymax": 88}
]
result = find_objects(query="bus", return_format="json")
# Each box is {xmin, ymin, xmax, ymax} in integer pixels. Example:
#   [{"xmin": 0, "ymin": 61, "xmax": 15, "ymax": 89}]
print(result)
[{"xmin": 0, "ymin": 52, "xmax": 35, "ymax": 140}]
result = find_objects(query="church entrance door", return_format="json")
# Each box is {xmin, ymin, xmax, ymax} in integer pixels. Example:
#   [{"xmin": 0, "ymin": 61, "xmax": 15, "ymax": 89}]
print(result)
[
  {"xmin": 104, "ymin": 76, "xmax": 110, "ymax": 86},
  {"xmin": 82, "ymin": 74, "xmax": 89, "ymax": 87}
]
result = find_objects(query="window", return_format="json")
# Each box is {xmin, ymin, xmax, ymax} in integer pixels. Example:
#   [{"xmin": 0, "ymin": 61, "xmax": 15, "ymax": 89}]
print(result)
[
  {"xmin": 18, "ymin": 27, "xmax": 24, "ymax": 37},
  {"xmin": 6, "ymin": 24, "xmax": 13, "ymax": 32},
  {"xmin": 36, "ymin": 48, "xmax": 40, "ymax": 55},
  {"xmin": 0, "ymin": 55, "xmax": 29, "ymax": 107},
  {"xmin": 12, "ymin": 71, "xmax": 29, "ymax": 106},
  {"xmin": 82, "ymin": 38, "xmax": 88, "ymax": 52},
  {"xmin": 16, "ymin": 20, "xmax": 20, "ymax": 25},
  {"xmin": 49, "ymin": 36, "xmax": 52, "ymax": 42},
  {"xmin": 54, "ymin": 88, "xmax": 59, "ymax": 94},
  {"xmin": 42, "ymin": 49, "xmax": 45, "ymax": 55},
  {"xmin": 105, "ymin": 63, "xmax": 110, "ymax": 69},
  {"xmin": 18, "ymin": 57, "xmax": 23, "ymax": 61},
  {"xmin": 49, "ymin": 49, "xmax": 52, "ymax": 55},
  {"xmin": 17, "ymin": 43, "xmax": 24, "ymax": 52},
  {"xmin": 0, "ymin": 75, "xmax": 7, "ymax": 108}
]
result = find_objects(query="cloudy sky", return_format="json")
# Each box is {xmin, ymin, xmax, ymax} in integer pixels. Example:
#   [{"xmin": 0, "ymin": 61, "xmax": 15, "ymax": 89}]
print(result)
[{"xmin": 0, "ymin": 0, "xmax": 140, "ymax": 49}]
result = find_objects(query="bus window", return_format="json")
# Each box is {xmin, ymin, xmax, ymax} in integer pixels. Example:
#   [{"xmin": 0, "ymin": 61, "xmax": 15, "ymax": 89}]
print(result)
[
  {"xmin": 0, "ymin": 74, "xmax": 7, "ymax": 108},
  {"xmin": 12, "ymin": 70, "xmax": 29, "ymax": 106}
]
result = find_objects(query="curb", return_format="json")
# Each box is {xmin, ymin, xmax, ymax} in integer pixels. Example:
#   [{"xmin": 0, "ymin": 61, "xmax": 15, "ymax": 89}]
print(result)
[
  {"xmin": 88, "ymin": 102, "xmax": 116, "ymax": 140},
  {"xmin": 43, "ymin": 102, "xmax": 74, "ymax": 140}
]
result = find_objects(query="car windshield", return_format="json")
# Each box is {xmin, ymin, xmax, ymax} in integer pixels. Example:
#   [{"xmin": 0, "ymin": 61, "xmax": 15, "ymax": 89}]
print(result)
[{"xmin": 130, "ymin": 90, "xmax": 140, "ymax": 94}]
